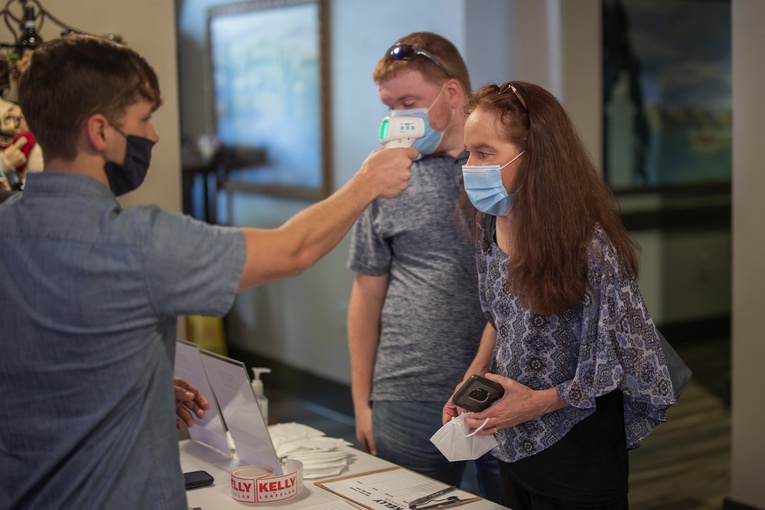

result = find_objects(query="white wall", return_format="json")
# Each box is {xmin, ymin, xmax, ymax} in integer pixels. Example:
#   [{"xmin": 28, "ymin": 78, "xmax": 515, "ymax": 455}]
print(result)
[{"xmin": 731, "ymin": 1, "xmax": 765, "ymax": 507}]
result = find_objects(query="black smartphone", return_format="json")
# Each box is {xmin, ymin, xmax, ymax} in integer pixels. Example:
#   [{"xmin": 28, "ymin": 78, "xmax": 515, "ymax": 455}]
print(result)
[
  {"xmin": 452, "ymin": 374, "xmax": 504, "ymax": 412},
  {"xmin": 184, "ymin": 470, "xmax": 215, "ymax": 490}
]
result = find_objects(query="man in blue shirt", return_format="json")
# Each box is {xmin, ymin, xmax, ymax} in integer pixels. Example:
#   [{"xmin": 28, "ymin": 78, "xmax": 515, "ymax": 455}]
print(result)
[{"xmin": 0, "ymin": 35, "xmax": 415, "ymax": 510}]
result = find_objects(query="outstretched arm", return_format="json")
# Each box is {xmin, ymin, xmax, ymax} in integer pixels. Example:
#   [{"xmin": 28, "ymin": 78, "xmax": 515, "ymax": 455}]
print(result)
[{"xmin": 238, "ymin": 148, "xmax": 416, "ymax": 290}]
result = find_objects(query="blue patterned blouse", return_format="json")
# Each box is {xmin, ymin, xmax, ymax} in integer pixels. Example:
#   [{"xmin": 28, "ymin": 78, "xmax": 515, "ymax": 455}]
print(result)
[{"xmin": 476, "ymin": 214, "xmax": 676, "ymax": 463}]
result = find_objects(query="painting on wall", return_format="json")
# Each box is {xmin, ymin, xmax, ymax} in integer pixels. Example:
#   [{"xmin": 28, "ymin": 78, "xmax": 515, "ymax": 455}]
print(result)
[
  {"xmin": 602, "ymin": 0, "xmax": 731, "ymax": 193},
  {"xmin": 207, "ymin": 0, "xmax": 330, "ymax": 200}
]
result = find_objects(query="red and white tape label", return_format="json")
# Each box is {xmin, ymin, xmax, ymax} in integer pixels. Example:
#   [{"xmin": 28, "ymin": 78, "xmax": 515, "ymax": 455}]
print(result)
[{"xmin": 230, "ymin": 460, "xmax": 303, "ymax": 503}]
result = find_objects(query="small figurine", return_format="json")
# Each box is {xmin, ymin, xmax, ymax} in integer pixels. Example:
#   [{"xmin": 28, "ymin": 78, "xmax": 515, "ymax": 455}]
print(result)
[{"xmin": 0, "ymin": 96, "xmax": 43, "ymax": 188}]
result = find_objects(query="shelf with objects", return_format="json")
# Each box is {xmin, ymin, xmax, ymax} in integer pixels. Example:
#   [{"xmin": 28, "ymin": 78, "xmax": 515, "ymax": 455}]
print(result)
[{"xmin": 0, "ymin": 0, "xmax": 118, "ymax": 190}]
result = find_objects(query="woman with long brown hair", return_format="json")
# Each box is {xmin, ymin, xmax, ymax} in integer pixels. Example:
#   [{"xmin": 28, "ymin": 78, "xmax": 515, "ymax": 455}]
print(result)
[{"xmin": 443, "ymin": 81, "xmax": 677, "ymax": 509}]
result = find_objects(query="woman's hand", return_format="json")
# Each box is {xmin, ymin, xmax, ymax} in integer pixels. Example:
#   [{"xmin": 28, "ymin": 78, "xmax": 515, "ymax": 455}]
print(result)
[
  {"xmin": 443, "ymin": 374, "xmax": 477, "ymax": 425},
  {"xmin": 462, "ymin": 373, "xmax": 567, "ymax": 435}
]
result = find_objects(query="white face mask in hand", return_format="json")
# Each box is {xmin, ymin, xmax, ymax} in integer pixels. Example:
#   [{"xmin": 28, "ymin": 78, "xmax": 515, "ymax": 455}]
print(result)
[{"xmin": 430, "ymin": 413, "xmax": 498, "ymax": 462}]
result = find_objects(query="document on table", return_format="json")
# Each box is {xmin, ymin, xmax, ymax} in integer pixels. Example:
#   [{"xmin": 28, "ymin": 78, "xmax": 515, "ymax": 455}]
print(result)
[{"xmin": 315, "ymin": 467, "xmax": 480, "ymax": 510}]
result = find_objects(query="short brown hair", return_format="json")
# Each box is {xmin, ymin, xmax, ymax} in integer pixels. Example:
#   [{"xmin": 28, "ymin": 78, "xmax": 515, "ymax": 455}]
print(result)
[
  {"xmin": 19, "ymin": 35, "xmax": 162, "ymax": 161},
  {"xmin": 373, "ymin": 32, "xmax": 471, "ymax": 93}
]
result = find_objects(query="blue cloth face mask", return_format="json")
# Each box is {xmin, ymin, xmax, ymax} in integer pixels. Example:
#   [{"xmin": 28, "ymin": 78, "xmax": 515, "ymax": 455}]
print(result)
[
  {"xmin": 104, "ymin": 130, "xmax": 155, "ymax": 196},
  {"xmin": 389, "ymin": 84, "xmax": 451, "ymax": 156},
  {"xmin": 462, "ymin": 151, "xmax": 526, "ymax": 216}
]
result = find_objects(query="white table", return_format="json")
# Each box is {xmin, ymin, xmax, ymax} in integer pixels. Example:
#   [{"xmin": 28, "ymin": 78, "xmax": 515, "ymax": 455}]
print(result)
[{"xmin": 180, "ymin": 439, "xmax": 509, "ymax": 509}]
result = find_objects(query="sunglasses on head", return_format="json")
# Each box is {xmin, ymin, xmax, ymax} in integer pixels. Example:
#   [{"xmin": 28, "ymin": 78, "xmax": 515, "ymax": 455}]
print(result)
[
  {"xmin": 497, "ymin": 81, "xmax": 528, "ymax": 111},
  {"xmin": 387, "ymin": 43, "xmax": 454, "ymax": 79}
]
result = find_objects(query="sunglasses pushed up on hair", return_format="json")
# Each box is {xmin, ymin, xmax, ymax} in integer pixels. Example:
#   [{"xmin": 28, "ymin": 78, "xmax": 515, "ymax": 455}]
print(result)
[
  {"xmin": 387, "ymin": 43, "xmax": 454, "ymax": 79},
  {"xmin": 497, "ymin": 81, "xmax": 528, "ymax": 111}
]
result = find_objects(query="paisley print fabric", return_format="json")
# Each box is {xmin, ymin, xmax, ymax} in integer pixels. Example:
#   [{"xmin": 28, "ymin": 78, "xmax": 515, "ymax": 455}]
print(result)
[{"xmin": 476, "ymin": 214, "xmax": 676, "ymax": 463}]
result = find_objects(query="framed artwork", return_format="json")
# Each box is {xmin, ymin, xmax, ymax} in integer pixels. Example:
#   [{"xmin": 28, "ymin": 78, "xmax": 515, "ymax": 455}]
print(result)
[
  {"xmin": 602, "ymin": 0, "xmax": 731, "ymax": 193},
  {"xmin": 206, "ymin": 0, "xmax": 331, "ymax": 200}
]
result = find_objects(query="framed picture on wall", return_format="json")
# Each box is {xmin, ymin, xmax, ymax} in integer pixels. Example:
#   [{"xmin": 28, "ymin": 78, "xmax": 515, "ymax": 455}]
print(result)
[
  {"xmin": 206, "ymin": 0, "xmax": 331, "ymax": 201},
  {"xmin": 602, "ymin": 0, "xmax": 731, "ymax": 193}
]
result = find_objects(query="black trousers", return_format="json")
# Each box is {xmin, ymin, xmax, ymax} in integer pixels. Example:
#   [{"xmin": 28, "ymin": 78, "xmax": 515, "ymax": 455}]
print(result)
[{"xmin": 498, "ymin": 391, "xmax": 629, "ymax": 510}]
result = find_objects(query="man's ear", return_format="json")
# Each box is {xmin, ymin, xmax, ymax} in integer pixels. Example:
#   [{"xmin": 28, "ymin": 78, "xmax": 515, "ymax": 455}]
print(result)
[
  {"xmin": 444, "ymin": 78, "xmax": 464, "ymax": 109},
  {"xmin": 85, "ymin": 113, "xmax": 110, "ymax": 152}
]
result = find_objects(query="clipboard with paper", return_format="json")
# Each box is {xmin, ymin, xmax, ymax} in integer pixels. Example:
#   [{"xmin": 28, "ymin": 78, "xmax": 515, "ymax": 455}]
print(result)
[{"xmin": 315, "ymin": 466, "xmax": 481, "ymax": 510}]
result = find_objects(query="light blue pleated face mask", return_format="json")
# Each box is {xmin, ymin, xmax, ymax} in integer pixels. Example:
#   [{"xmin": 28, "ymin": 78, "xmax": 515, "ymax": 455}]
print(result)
[
  {"xmin": 390, "ymin": 84, "xmax": 451, "ymax": 156},
  {"xmin": 462, "ymin": 151, "xmax": 526, "ymax": 216}
]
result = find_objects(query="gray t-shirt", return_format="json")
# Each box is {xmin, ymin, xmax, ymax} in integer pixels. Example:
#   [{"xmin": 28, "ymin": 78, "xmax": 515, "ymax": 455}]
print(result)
[{"xmin": 347, "ymin": 152, "xmax": 485, "ymax": 401}]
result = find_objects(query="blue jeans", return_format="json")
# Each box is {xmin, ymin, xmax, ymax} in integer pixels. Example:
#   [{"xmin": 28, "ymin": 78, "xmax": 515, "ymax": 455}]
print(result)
[{"xmin": 373, "ymin": 401, "xmax": 502, "ymax": 504}]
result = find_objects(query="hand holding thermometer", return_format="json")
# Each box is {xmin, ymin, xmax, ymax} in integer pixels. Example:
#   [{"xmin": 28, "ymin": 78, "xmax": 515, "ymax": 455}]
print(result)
[{"xmin": 378, "ymin": 116, "xmax": 425, "ymax": 149}]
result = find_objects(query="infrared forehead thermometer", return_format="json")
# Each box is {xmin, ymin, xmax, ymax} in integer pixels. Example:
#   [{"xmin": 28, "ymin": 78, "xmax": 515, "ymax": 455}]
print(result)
[{"xmin": 378, "ymin": 116, "xmax": 425, "ymax": 149}]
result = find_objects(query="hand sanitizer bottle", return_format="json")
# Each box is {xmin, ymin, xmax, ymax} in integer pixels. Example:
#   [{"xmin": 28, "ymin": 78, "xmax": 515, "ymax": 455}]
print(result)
[{"xmin": 250, "ymin": 367, "xmax": 271, "ymax": 424}]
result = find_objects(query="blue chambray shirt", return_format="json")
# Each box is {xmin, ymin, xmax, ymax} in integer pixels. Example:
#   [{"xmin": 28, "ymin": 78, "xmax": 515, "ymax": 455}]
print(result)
[{"xmin": 0, "ymin": 172, "xmax": 246, "ymax": 509}]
